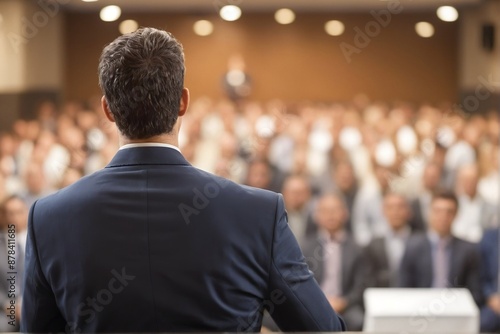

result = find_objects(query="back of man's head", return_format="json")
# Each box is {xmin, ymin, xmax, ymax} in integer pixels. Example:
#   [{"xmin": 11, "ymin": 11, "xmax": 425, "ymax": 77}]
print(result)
[{"xmin": 98, "ymin": 28, "xmax": 185, "ymax": 139}]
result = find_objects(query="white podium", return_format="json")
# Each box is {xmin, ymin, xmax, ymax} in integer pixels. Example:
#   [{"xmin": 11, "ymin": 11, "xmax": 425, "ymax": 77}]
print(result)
[{"xmin": 363, "ymin": 288, "xmax": 479, "ymax": 333}]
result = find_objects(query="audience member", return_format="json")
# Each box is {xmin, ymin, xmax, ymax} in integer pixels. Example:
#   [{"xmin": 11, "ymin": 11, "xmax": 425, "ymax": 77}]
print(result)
[
  {"xmin": 2, "ymin": 195, "xmax": 28, "ymax": 253},
  {"xmin": 351, "ymin": 164, "xmax": 393, "ymax": 246},
  {"xmin": 330, "ymin": 160, "xmax": 359, "ymax": 233},
  {"xmin": 281, "ymin": 175, "xmax": 316, "ymax": 248},
  {"xmin": 0, "ymin": 197, "xmax": 24, "ymax": 331},
  {"xmin": 409, "ymin": 162, "xmax": 442, "ymax": 231},
  {"xmin": 399, "ymin": 191, "xmax": 483, "ymax": 306},
  {"xmin": 303, "ymin": 193, "xmax": 369, "ymax": 331},
  {"xmin": 453, "ymin": 164, "xmax": 497, "ymax": 243},
  {"xmin": 479, "ymin": 228, "xmax": 500, "ymax": 332},
  {"xmin": 365, "ymin": 193, "xmax": 414, "ymax": 287}
]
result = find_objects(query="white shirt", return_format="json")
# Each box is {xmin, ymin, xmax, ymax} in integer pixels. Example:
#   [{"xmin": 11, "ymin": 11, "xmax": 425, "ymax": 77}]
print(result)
[
  {"xmin": 384, "ymin": 226, "xmax": 410, "ymax": 284},
  {"xmin": 319, "ymin": 230, "xmax": 345, "ymax": 298},
  {"xmin": 453, "ymin": 195, "xmax": 483, "ymax": 243},
  {"xmin": 119, "ymin": 142, "xmax": 181, "ymax": 152}
]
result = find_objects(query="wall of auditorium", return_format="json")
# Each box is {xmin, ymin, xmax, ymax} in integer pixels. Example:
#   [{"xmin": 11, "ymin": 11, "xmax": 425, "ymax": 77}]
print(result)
[
  {"xmin": 459, "ymin": 0, "xmax": 500, "ymax": 112},
  {"xmin": 65, "ymin": 11, "xmax": 458, "ymax": 104},
  {"xmin": 0, "ymin": 0, "xmax": 63, "ymax": 130}
]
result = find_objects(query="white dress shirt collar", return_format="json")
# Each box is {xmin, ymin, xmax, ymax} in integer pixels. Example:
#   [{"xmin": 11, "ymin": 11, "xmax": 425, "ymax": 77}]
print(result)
[{"xmin": 119, "ymin": 142, "xmax": 181, "ymax": 153}]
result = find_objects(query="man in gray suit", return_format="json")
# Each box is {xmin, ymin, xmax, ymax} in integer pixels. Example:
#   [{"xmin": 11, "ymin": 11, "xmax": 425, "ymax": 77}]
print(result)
[
  {"xmin": 302, "ymin": 193, "xmax": 369, "ymax": 331},
  {"xmin": 399, "ymin": 190, "xmax": 483, "ymax": 306},
  {"xmin": 365, "ymin": 192, "xmax": 413, "ymax": 287}
]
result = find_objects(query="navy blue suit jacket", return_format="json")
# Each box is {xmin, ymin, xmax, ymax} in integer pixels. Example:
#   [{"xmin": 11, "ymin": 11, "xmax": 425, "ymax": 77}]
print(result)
[
  {"xmin": 21, "ymin": 147, "xmax": 345, "ymax": 332},
  {"xmin": 479, "ymin": 228, "xmax": 499, "ymax": 299}
]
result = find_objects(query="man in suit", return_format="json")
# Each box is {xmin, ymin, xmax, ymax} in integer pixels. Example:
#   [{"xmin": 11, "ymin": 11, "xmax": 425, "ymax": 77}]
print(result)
[
  {"xmin": 365, "ymin": 192, "xmax": 413, "ymax": 287},
  {"xmin": 399, "ymin": 190, "xmax": 483, "ymax": 306},
  {"xmin": 409, "ymin": 162, "xmax": 442, "ymax": 232},
  {"xmin": 479, "ymin": 228, "xmax": 500, "ymax": 332},
  {"xmin": 0, "ymin": 196, "xmax": 25, "ymax": 331},
  {"xmin": 281, "ymin": 174, "xmax": 316, "ymax": 249},
  {"xmin": 21, "ymin": 28, "xmax": 345, "ymax": 333},
  {"xmin": 302, "ymin": 193, "xmax": 369, "ymax": 331}
]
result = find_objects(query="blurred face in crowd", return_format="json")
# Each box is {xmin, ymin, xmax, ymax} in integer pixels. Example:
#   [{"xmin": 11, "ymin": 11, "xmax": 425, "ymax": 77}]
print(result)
[
  {"xmin": 4, "ymin": 197, "xmax": 28, "ymax": 231},
  {"xmin": 456, "ymin": 165, "xmax": 478, "ymax": 198},
  {"xmin": 219, "ymin": 133, "xmax": 238, "ymax": 160},
  {"xmin": 282, "ymin": 176, "xmax": 311, "ymax": 212},
  {"xmin": 422, "ymin": 163, "xmax": 441, "ymax": 191},
  {"xmin": 314, "ymin": 194, "xmax": 348, "ymax": 236},
  {"xmin": 246, "ymin": 161, "xmax": 271, "ymax": 190},
  {"xmin": 374, "ymin": 165, "xmax": 390, "ymax": 191},
  {"xmin": 429, "ymin": 197, "xmax": 458, "ymax": 238},
  {"xmin": 333, "ymin": 161, "xmax": 356, "ymax": 193},
  {"xmin": 383, "ymin": 193, "xmax": 410, "ymax": 231},
  {"xmin": 25, "ymin": 165, "xmax": 46, "ymax": 195}
]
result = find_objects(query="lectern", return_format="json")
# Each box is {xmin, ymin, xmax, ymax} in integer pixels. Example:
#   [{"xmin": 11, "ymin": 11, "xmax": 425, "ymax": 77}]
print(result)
[{"xmin": 363, "ymin": 288, "xmax": 479, "ymax": 333}]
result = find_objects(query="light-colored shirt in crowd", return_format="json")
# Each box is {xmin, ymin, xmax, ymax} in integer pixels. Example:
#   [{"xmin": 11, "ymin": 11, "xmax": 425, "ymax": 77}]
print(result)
[
  {"xmin": 427, "ymin": 231, "xmax": 451, "ymax": 288},
  {"xmin": 384, "ymin": 226, "xmax": 411, "ymax": 286},
  {"xmin": 319, "ymin": 229, "xmax": 345, "ymax": 298}
]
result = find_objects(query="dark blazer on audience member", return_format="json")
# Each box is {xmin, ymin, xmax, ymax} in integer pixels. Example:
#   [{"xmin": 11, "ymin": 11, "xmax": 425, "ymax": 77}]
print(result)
[
  {"xmin": 399, "ymin": 233, "xmax": 483, "ymax": 305},
  {"xmin": 302, "ymin": 234, "xmax": 369, "ymax": 313},
  {"xmin": 364, "ymin": 228, "xmax": 415, "ymax": 287},
  {"xmin": 479, "ymin": 228, "xmax": 499, "ymax": 300},
  {"xmin": 408, "ymin": 199, "xmax": 427, "ymax": 232},
  {"xmin": 21, "ymin": 147, "xmax": 345, "ymax": 333},
  {"xmin": 364, "ymin": 237, "xmax": 392, "ymax": 288}
]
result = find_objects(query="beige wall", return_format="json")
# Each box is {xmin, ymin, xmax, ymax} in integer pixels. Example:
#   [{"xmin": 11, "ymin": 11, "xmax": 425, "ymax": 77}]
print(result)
[
  {"xmin": 459, "ymin": 0, "xmax": 500, "ymax": 89},
  {"xmin": 65, "ymin": 11, "xmax": 459, "ymax": 104}
]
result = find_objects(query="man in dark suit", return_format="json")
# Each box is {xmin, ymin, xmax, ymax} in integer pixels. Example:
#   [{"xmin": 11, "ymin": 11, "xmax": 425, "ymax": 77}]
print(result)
[
  {"xmin": 302, "ymin": 193, "xmax": 369, "ymax": 331},
  {"xmin": 479, "ymin": 228, "xmax": 500, "ymax": 332},
  {"xmin": 408, "ymin": 162, "xmax": 442, "ymax": 232},
  {"xmin": 365, "ymin": 192, "xmax": 413, "ymax": 287},
  {"xmin": 399, "ymin": 191, "xmax": 483, "ymax": 306},
  {"xmin": 21, "ymin": 28, "xmax": 345, "ymax": 333}
]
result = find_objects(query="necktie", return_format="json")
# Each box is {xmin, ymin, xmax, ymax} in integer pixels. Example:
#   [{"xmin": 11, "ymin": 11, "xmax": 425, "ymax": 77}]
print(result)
[{"xmin": 433, "ymin": 239, "xmax": 448, "ymax": 288}]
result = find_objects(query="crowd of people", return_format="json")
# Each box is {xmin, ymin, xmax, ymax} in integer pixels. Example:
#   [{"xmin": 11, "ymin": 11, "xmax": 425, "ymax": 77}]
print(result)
[{"xmin": 0, "ymin": 96, "xmax": 499, "ymax": 331}]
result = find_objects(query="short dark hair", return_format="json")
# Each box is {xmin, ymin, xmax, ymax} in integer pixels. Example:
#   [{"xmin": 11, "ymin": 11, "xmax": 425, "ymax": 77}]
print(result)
[
  {"xmin": 98, "ymin": 28, "xmax": 185, "ymax": 139},
  {"xmin": 431, "ymin": 189, "xmax": 459, "ymax": 210}
]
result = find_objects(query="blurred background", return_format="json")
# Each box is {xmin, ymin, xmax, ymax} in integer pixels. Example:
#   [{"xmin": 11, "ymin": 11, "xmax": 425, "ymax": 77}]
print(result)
[{"xmin": 0, "ymin": 0, "xmax": 499, "ymax": 332}]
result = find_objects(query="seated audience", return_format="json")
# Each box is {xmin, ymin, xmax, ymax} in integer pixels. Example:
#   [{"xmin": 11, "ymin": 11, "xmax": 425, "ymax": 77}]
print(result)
[
  {"xmin": 303, "ymin": 193, "xmax": 369, "ymax": 331},
  {"xmin": 399, "ymin": 190, "xmax": 483, "ymax": 306},
  {"xmin": 365, "ymin": 192, "xmax": 414, "ymax": 287}
]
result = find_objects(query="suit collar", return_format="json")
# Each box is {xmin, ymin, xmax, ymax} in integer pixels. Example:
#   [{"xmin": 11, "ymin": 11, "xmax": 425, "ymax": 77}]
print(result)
[{"xmin": 106, "ymin": 147, "xmax": 191, "ymax": 168}]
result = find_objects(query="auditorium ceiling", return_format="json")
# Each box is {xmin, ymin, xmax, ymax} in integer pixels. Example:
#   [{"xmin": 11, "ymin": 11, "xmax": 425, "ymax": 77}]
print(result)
[{"xmin": 65, "ymin": 0, "xmax": 482, "ymax": 12}]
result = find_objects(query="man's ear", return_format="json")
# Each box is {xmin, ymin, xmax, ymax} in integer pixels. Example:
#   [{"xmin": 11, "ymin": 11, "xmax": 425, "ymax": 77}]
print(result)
[
  {"xmin": 178, "ymin": 88, "xmax": 190, "ymax": 117},
  {"xmin": 101, "ymin": 96, "xmax": 115, "ymax": 123}
]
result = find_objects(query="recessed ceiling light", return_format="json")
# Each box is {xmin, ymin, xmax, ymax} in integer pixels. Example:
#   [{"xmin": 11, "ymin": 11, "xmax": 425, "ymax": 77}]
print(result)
[
  {"xmin": 82, "ymin": 0, "xmax": 98, "ymax": 2},
  {"xmin": 220, "ymin": 5, "xmax": 241, "ymax": 22},
  {"xmin": 119, "ymin": 20, "xmax": 139, "ymax": 34},
  {"xmin": 415, "ymin": 22, "xmax": 434, "ymax": 38},
  {"xmin": 437, "ymin": 6, "xmax": 459, "ymax": 22},
  {"xmin": 325, "ymin": 20, "xmax": 345, "ymax": 36},
  {"xmin": 100, "ymin": 5, "xmax": 121, "ymax": 22},
  {"xmin": 193, "ymin": 20, "xmax": 214, "ymax": 36},
  {"xmin": 275, "ymin": 8, "xmax": 295, "ymax": 25}
]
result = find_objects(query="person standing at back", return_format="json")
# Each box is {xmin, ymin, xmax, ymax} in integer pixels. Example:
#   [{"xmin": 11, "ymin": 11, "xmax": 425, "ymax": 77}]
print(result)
[{"xmin": 21, "ymin": 28, "xmax": 345, "ymax": 333}]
